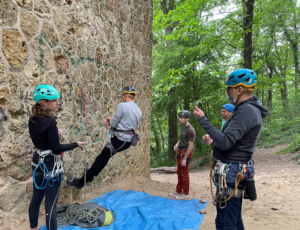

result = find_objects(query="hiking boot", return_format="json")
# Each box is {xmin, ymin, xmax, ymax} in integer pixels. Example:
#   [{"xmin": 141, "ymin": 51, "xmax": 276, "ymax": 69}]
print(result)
[
  {"xmin": 175, "ymin": 194, "xmax": 189, "ymax": 200},
  {"xmin": 67, "ymin": 176, "xmax": 84, "ymax": 189},
  {"xmin": 169, "ymin": 192, "xmax": 182, "ymax": 197}
]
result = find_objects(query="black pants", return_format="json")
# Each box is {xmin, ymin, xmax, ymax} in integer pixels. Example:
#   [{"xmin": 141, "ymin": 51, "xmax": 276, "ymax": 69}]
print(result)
[
  {"xmin": 79, "ymin": 137, "xmax": 131, "ymax": 184},
  {"xmin": 29, "ymin": 174, "xmax": 62, "ymax": 230}
]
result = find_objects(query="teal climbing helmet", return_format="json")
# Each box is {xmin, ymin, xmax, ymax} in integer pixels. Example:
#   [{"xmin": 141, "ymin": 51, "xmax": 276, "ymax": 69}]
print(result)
[
  {"xmin": 33, "ymin": 85, "xmax": 60, "ymax": 102},
  {"xmin": 225, "ymin": 69, "xmax": 257, "ymax": 87}
]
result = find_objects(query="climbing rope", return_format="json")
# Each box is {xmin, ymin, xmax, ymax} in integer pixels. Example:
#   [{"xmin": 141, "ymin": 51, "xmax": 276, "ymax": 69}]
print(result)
[
  {"xmin": 62, "ymin": 86, "xmax": 110, "ymax": 227},
  {"xmin": 80, "ymin": 85, "xmax": 110, "ymax": 129},
  {"xmin": 57, "ymin": 203, "xmax": 105, "ymax": 228}
]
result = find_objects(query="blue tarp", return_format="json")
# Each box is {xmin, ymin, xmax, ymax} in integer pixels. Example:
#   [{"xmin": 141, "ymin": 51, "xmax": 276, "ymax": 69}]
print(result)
[{"xmin": 41, "ymin": 190, "xmax": 207, "ymax": 230}]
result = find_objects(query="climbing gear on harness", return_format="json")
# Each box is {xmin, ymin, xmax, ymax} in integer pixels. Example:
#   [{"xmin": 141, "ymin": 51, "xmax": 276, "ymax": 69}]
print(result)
[
  {"xmin": 105, "ymin": 128, "xmax": 139, "ymax": 156},
  {"xmin": 175, "ymin": 148, "xmax": 191, "ymax": 171},
  {"xmin": 210, "ymin": 160, "xmax": 243, "ymax": 209},
  {"xmin": 57, "ymin": 201, "xmax": 114, "ymax": 228},
  {"xmin": 112, "ymin": 129, "xmax": 139, "ymax": 146},
  {"xmin": 33, "ymin": 85, "xmax": 60, "ymax": 102},
  {"xmin": 105, "ymin": 129, "xmax": 127, "ymax": 156},
  {"xmin": 178, "ymin": 110, "xmax": 190, "ymax": 118},
  {"xmin": 243, "ymin": 159, "xmax": 257, "ymax": 201},
  {"xmin": 31, "ymin": 148, "xmax": 64, "ymax": 189},
  {"xmin": 131, "ymin": 132, "xmax": 140, "ymax": 146}
]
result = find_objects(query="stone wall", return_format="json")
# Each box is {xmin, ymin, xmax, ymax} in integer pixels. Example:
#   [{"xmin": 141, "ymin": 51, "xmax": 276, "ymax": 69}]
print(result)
[{"xmin": 0, "ymin": 0, "xmax": 152, "ymax": 229}]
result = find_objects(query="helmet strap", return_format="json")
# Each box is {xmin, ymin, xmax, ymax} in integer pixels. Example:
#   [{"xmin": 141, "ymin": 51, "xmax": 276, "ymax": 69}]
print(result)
[
  {"xmin": 46, "ymin": 100, "xmax": 50, "ymax": 109},
  {"xmin": 225, "ymin": 112, "xmax": 231, "ymax": 120},
  {"xmin": 233, "ymin": 86, "xmax": 254, "ymax": 102}
]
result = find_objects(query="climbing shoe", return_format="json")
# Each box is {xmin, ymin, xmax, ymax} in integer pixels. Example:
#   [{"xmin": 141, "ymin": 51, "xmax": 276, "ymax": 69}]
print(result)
[{"xmin": 67, "ymin": 176, "xmax": 84, "ymax": 189}]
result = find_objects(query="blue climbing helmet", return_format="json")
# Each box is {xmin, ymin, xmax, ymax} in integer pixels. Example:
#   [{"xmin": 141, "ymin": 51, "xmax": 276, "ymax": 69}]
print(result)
[
  {"xmin": 33, "ymin": 85, "xmax": 60, "ymax": 102},
  {"xmin": 225, "ymin": 69, "xmax": 257, "ymax": 88},
  {"xmin": 222, "ymin": 104, "xmax": 235, "ymax": 112}
]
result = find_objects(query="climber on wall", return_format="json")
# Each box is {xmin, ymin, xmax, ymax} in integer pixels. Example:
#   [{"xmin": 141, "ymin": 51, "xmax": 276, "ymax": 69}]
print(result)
[{"xmin": 67, "ymin": 85, "xmax": 142, "ymax": 189}]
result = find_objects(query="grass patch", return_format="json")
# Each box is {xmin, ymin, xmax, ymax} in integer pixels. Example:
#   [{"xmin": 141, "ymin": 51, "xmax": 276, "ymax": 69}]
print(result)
[
  {"xmin": 257, "ymin": 116, "xmax": 300, "ymax": 148},
  {"xmin": 276, "ymin": 133, "xmax": 300, "ymax": 154},
  {"xmin": 292, "ymin": 154, "xmax": 300, "ymax": 164},
  {"xmin": 190, "ymin": 155, "xmax": 211, "ymax": 170}
]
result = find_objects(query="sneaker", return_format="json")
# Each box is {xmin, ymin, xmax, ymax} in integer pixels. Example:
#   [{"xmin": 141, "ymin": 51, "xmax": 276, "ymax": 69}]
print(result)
[
  {"xmin": 175, "ymin": 194, "xmax": 189, "ymax": 200},
  {"xmin": 169, "ymin": 192, "xmax": 182, "ymax": 197},
  {"xmin": 67, "ymin": 176, "xmax": 84, "ymax": 189}
]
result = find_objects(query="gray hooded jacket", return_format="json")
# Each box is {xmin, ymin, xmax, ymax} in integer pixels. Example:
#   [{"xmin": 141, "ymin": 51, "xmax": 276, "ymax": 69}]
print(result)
[{"xmin": 198, "ymin": 96, "xmax": 269, "ymax": 163}]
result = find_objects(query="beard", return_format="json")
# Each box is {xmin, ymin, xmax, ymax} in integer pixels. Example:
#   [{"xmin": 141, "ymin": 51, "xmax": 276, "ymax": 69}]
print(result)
[{"xmin": 228, "ymin": 94, "xmax": 236, "ymax": 105}]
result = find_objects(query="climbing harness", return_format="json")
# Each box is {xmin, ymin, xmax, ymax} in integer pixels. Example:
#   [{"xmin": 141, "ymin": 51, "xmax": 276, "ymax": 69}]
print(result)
[
  {"xmin": 31, "ymin": 148, "xmax": 64, "ymax": 189},
  {"xmin": 175, "ymin": 148, "xmax": 191, "ymax": 171},
  {"xmin": 175, "ymin": 150, "xmax": 184, "ymax": 172},
  {"xmin": 105, "ymin": 129, "xmax": 128, "ymax": 156},
  {"xmin": 210, "ymin": 160, "xmax": 248, "ymax": 209}
]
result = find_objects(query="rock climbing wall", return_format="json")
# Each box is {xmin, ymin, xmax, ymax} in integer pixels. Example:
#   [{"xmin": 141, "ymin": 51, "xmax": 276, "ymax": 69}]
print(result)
[{"xmin": 0, "ymin": 0, "xmax": 152, "ymax": 229}]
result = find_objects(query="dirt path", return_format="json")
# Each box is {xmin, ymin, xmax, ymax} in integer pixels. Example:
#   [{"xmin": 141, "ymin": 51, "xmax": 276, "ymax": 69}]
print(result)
[{"xmin": 17, "ymin": 146, "xmax": 300, "ymax": 230}]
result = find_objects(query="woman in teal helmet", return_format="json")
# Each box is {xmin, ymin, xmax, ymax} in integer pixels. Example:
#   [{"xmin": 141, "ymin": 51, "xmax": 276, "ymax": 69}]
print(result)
[{"xmin": 28, "ymin": 85, "xmax": 85, "ymax": 230}]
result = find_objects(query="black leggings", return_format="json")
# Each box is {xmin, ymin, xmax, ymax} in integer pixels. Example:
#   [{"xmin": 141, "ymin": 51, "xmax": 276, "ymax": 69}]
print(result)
[
  {"xmin": 29, "ymin": 174, "xmax": 62, "ymax": 230},
  {"xmin": 79, "ymin": 137, "xmax": 131, "ymax": 184}
]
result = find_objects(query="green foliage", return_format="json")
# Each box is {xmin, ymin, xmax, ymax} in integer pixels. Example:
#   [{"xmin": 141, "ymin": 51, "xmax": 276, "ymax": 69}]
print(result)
[
  {"xmin": 276, "ymin": 134, "xmax": 300, "ymax": 155},
  {"xmin": 151, "ymin": 0, "xmax": 300, "ymax": 167},
  {"xmin": 292, "ymin": 154, "xmax": 300, "ymax": 164}
]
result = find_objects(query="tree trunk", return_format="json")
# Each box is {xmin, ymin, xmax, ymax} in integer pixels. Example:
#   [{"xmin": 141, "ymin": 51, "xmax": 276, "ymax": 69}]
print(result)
[
  {"xmin": 152, "ymin": 104, "xmax": 166, "ymax": 151},
  {"xmin": 243, "ymin": 0, "xmax": 255, "ymax": 69},
  {"xmin": 292, "ymin": 42, "xmax": 300, "ymax": 90},
  {"xmin": 153, "ymin": 128, "xmax": 161, "ymax": 156},
  {"xmin": 267, "ymin": 67, "xmax": 273, "ymax": 111},
  {"xmin": 160, "ymin": 0, "xmax": 177, "ymax": 160},
  {"xmin": 168, "ymin": 89, "xmax": 178, "ymax": 159}
]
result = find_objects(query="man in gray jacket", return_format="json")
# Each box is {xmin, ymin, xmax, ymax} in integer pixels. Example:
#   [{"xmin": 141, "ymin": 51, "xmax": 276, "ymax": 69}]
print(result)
[
  {"xmin": 68, "ymin": 86, "xmax": 142, "ymax": 189},
  {"xmin": 194, "ymin": 69, "xmax": 269, "ymax": 230}
]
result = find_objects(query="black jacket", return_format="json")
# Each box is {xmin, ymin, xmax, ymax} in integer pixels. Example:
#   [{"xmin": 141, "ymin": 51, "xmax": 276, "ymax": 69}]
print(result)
[{"xmin": 198, "ymin": 96, "xmax": 269, "ymax": 163}]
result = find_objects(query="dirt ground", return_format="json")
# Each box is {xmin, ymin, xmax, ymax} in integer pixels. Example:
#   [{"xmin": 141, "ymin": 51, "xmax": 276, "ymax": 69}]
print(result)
[{"xmin": 17, "ymin": 146, "xmax": 300, "ymax": 230}]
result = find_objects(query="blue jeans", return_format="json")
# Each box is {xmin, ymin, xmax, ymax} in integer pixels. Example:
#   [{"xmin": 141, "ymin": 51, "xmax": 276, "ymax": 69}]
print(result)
[{"xmin": 215, "ymin": 183, "xmax": 245, "ymax": 230}]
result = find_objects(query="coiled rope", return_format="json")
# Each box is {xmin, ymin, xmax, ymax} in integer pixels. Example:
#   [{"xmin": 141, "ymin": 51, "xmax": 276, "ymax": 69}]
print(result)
[{"xmin": 57, "ymin": 203, "xmax": 105, "ymax": 228}]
